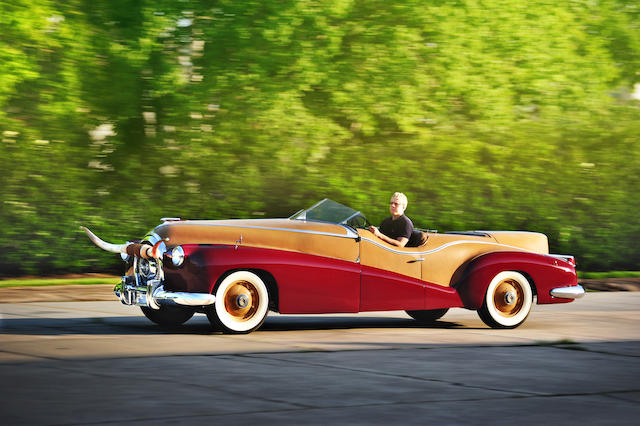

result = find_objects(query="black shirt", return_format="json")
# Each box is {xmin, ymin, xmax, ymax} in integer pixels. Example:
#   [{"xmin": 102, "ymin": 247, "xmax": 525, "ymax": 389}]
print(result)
[{"xmin": 379, "ymin": 215, "xmax": 414, "ymax": 241}]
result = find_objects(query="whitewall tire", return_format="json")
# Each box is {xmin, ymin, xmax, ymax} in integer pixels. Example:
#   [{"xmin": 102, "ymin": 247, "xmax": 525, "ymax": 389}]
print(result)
[
  {"xmin": 478, "ymin": 271, "xmax": 533, "ymax": 329},
  {"xmin": 206, "ymin": 270, "xmax": 270, "ymax": 334}
]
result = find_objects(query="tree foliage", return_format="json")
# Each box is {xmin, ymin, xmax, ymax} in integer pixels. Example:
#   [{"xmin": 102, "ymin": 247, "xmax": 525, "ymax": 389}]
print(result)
[{"xmin": 1, "ymin": 0, "xmax": 639, "ymax": 275}]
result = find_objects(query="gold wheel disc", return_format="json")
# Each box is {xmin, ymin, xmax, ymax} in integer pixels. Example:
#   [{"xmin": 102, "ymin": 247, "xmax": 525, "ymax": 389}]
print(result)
[
  {"xmin": 493, "ymin": 279, "xmax": 524, "ymax": 317},
  {"xmin": 223, "ymin": 280, "xmax": 259, "ymax": 320}
]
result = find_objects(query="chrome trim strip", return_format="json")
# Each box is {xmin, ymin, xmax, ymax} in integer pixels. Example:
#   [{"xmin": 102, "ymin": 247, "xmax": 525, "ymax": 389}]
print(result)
[
  {"xmin": 167, "ymin": 221, "xmax": 360, "ymax": 240},
  {"xmin": 133, "ymin": 257, "xmax": 140, "ymax": 288},
  {"xmin": 550, "ymin": 285, "xmax": 585, "ymax": 299},
  {"xmin": 548, "ymin": 254, "xmax": 574, "ymax": 262},
  {"xmin": 359, "ymin": 236, "xmax": 536, "ymax": 256},
  {"xmin": 161, "ymin": 217, "xmax": 181, "ymax": 222}
]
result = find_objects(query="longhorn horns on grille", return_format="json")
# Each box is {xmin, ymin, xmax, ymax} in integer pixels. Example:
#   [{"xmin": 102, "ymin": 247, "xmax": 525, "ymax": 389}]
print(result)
[{"xmin": 81, "ymin": 227, "xmax": 157, "ymax": 259}]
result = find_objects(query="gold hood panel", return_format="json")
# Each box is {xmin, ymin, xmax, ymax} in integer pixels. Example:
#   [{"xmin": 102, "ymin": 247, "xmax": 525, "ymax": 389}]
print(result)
[{"xmin": 154, "ymin": 219, "xmax": 359, "ymax": 263}]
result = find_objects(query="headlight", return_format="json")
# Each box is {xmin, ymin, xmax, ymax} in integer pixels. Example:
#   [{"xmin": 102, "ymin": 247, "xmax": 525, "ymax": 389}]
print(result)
[{"xmin": 171, "ymin": 246, "xmax": 185, "ymax": 266}]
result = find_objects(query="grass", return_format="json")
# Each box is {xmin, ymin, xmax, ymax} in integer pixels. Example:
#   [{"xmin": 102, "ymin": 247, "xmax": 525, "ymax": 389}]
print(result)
[
  {"xmin": 577, "ymin": 271, "xmax": 640, "ymax": 279},
  {"xmin": 0, "ymin": 276, "xmax": 119, "ymax": 288}
]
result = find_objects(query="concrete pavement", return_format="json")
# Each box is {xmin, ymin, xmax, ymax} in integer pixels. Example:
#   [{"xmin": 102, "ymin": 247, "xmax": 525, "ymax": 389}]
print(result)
[{"xmin": 0, "ymin": 292, "xmax": 639, "ymax": 425}]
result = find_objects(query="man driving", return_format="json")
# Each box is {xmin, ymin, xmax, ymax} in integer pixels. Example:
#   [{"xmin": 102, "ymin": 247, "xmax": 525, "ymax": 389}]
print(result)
[{"xmin": 369, "ymin": 192, "xmax": 414, "ymax": 247}]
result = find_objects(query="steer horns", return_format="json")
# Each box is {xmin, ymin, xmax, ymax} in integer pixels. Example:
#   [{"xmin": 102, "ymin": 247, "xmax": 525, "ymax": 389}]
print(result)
[{"xmin": 81, "ymin": 227, "xmax": 165, "ymax": 259}]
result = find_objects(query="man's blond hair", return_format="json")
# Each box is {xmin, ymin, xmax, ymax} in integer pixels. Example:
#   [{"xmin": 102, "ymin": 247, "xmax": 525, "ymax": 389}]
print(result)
[{"xmin": 391, "ymin": 192, "xmax": 408, "ymax": 208}]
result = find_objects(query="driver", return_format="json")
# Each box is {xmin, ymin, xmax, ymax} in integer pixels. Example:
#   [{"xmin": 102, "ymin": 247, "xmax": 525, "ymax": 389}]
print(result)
[{"xmin": 369, "ymin": 192, "xmax": 414, "ymax": 247}]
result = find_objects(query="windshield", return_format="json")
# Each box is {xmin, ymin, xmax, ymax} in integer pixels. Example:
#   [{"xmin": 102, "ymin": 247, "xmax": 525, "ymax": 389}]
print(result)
[{"xmin": 290, "ymin": 199, "xmax": 369, "ymax": 229}]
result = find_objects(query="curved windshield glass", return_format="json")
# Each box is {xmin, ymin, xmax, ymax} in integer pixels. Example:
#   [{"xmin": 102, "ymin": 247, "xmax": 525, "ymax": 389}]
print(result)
[{"xmin": 290, "ymin": 199, "xmax": 369, "ymax": 228}]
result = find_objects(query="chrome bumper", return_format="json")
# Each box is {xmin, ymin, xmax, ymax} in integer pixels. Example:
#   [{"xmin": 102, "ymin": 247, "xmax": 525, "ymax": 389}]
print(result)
[
  {"xmin": 550, "ymin": 285, "xmax": 586, "ymax": 299},
  {"xmin": 115, "ymin": 277, "xmax": 216, "ymax": 309}
]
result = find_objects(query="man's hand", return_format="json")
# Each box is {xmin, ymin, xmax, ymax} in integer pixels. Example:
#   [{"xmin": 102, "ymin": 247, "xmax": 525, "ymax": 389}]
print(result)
[{"xmin": 368, "ymin": 225, "xmax": 408, "ymax": 247}]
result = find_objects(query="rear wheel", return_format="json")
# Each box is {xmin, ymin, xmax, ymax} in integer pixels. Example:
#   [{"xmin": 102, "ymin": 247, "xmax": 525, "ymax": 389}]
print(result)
[
  {"xmin": 140, "ymin": 305, "xmax": 195, "ymax": 326},
  {"xmin": 206, "ymin": 271, "xmax": 270, "ymax": 334},
  {"xmin": 406, "ymin": 308, "xmax": 449, "ymax": 323},
  {"xmin": 478, "ymin": 271, "xmax": 533, "ymax": 329}
]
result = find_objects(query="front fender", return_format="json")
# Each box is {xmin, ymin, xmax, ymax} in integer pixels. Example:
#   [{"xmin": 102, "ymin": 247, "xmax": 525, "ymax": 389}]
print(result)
[
  {"xmin": 163, "ymin": 243, "xmax": 361, "ymax": 314},
  {"xmin": 455, "ymin": 251, "xmax": 578, "ymax": 310}
]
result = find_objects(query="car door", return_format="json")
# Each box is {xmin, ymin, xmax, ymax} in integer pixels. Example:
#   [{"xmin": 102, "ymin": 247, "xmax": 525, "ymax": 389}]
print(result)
[{"xmin": 358, "ymin": 229, "xmax": 424, "ymax": 311}]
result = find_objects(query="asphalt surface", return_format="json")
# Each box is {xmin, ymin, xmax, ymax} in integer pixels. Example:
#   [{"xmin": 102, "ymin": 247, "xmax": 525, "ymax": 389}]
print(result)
[{"xmin": 0, "ymin": 292, "xmax": 638, "ymax": 425}]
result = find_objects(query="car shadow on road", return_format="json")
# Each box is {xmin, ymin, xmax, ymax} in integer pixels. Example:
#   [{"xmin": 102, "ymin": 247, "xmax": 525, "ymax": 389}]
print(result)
[
  {"xmin": 260, "ymin": 316, "xmax": 468, "ymax": 332},
  {"xmin": 0, "ymin": 314, "xmax": 474, "ymax": 336}
]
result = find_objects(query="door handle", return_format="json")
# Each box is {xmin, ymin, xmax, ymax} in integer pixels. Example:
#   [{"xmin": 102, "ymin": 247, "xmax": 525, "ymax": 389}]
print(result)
[{"xmin": 407, "ymin": 258, "xmax": 424, "ymax": 263}]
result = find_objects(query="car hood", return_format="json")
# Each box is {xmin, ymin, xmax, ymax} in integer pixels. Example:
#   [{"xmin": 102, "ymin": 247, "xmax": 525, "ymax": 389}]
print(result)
[{"xmin": 152, "ymin": 218, "xmax": 360, "ymax": 262}]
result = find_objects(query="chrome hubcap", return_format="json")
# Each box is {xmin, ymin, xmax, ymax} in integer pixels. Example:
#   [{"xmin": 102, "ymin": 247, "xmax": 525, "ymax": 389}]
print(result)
[
  {"xmin": 504, "ymin": 291, "xmax": 516, "ymax": 305},
  {"xmin": 494, "ymin": 279, "xmax": 524, "ymax": 317},
  {"xmin": 223, "ymin": 280, "xmax": 259, "ymax": 320},
  {"xmin": 236, "ymin": 294, "xmax": 249, "ymax": 309}
]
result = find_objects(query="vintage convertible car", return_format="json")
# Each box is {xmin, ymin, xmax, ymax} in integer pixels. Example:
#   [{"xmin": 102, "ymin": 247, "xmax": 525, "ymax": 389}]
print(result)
[{"xmin": 83, "ymin": 199, "xmax": 584, "ymax": 333}]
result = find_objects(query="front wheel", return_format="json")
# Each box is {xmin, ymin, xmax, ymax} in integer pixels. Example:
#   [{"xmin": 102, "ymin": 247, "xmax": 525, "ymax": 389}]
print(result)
[
  {"xmin": 206, "ymin": 271, "xmax": 270, "ymax": 334},
  {"xmin": 478, "ymin": 271, "xmax": 533, "ymax": 329},
  {"xmin": 140, "ymin": 305, "xmax": 195, "ymax": 326},
  {"xmin": 406, "ymin": 308, "xmax": 449, "ymax": 323}
]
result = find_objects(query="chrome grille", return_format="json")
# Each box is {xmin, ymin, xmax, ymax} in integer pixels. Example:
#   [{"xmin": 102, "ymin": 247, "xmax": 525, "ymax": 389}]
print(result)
[{"xmin": 138, "ymin": 258, "xmax": 158, "ymax": 280}]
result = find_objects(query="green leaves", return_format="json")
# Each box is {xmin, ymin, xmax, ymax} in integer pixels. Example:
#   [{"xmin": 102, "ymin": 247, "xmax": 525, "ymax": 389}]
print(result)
[{"xmin": 0, "ymin": 0, "xmax": 639, "ymax": 274}]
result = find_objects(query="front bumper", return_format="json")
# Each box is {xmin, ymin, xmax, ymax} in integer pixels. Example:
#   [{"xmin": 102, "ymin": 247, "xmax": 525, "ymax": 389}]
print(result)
[
  {"xmin": 115, "ymin": 276, "xmax": 216, "ymax": 309},
  {"xmin": 550, "ymin": 285, "xmax": 586, "ymax": 299}
]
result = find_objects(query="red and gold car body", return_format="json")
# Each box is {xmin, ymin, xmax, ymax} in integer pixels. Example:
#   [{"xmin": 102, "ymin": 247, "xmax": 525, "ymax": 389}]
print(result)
[{"xmin": 83, "ymin": 199, "xmax": 583, "ymax": 333}]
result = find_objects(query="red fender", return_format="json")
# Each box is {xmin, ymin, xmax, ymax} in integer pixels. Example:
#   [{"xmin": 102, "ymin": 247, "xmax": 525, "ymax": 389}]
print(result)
[{"xmin": 454, "ymin": 251, "xmax": 578, "ymax": 310}]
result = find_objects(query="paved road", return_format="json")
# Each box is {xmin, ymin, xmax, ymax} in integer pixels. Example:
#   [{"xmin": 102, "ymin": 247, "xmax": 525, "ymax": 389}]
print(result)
[{"xmin": 1, "ymin": 292, "xmax": 638, "ymax": 425}]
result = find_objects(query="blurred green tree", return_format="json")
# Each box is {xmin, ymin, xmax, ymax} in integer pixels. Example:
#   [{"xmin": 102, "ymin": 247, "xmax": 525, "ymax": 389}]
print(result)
[{"xmin": 0, "ymin": 0, "xmax": 638, "ymax": 275}]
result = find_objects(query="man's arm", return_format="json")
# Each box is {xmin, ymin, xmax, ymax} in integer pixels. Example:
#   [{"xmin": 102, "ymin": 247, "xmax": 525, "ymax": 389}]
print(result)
[{"xmin": 369, "ymin": 226, "xmax": 409, "ymax": 247}]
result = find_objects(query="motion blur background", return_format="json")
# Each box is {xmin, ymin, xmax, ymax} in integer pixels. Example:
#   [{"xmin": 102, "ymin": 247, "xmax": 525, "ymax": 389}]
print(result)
[{"xmin": 1, "ymin": 0, "xmax": 638, "ymax": 276}]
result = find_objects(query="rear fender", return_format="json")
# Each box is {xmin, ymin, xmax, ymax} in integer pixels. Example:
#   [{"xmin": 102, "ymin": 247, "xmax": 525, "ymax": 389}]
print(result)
[{"xmin": 455, "ymin": 251, "xmax": 577, "ymax": 310}]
